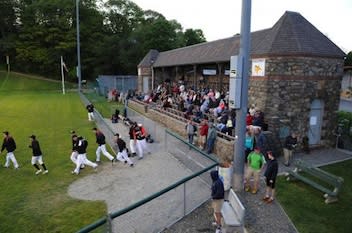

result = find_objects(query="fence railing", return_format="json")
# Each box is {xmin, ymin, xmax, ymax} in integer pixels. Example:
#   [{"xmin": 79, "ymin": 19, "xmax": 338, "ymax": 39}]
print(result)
[{"xmin": 77, "ymin": 92, "xmax": 219, "ymax": 233}]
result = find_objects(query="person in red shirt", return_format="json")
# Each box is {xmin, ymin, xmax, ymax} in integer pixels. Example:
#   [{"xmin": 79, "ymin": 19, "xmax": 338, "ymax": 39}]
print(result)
[
  {"xmin": 198, "ymin": 118, "xmax": 209, "ymax": 150},
  {"xmin": 246, "ymin": 110, "xmax": 253, "ymax": 126}
]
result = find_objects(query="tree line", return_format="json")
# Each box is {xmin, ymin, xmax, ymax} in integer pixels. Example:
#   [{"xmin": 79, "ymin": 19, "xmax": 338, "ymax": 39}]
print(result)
[{"xmin": 0, "ymin": 0, "xmax": 206, "ymax": 81}]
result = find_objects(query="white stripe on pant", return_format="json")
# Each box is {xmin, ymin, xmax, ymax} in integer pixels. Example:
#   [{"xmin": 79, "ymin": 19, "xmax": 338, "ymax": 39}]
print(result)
[
  {"xmin": 73, "ymin": 153, "xmax": 97, "ymax": 174},
  {"xmin": 116, "ymin": 149, "xmax": 133, "ymax": 165},
  {"xmin": 96, "ymin": 144, "xmax": 114, "ymax": 162},
  {"xmin": 5, "ymin": 152, "xmax": 19, "ymax": 168}
]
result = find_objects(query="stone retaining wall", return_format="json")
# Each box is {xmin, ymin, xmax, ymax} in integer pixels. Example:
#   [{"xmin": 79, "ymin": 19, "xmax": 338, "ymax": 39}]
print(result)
[{"xmin": 128, "ymin": 100, "xmax": 234, "ymax": 163}]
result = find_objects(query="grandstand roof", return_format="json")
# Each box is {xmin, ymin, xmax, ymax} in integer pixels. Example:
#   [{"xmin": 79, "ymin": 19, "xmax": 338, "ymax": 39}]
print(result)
[{"xmin": 139, "ymin": 11, "xmax": 345, "ymax": 68}]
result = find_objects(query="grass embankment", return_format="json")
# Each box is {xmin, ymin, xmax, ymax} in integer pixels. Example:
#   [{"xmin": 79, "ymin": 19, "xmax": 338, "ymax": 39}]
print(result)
[
  {"xmin": 277, "ymin": 160, "xmax": 352, "ymax": 233},
  {"xmin": 0, "ymin": 72, "xmax": 106, "ymax": 232}
]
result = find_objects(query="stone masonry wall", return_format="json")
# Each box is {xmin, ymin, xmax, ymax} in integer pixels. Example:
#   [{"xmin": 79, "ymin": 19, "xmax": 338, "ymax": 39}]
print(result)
[
  {"xmin": 128, "ymin": 100, "xmax": 234, "ymax": 163},
  {"xmin": 248, "ymin": 57, "xmax": 344, "ymax": 146}
]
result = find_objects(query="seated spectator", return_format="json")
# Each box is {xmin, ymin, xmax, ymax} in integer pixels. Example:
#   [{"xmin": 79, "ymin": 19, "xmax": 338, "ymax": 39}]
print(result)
[{"xmin": 252, "ymin": 108, "xmax": 265, "ymax": 128}]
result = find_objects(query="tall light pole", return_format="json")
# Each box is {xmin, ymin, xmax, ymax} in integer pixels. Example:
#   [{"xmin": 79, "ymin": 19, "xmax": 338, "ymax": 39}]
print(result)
[
  {"xmin": 76, "ymin": 0, "xmax": 82, "ymax": 92},
  {"xmin": 232, "ymin": 0, "xmax": 252, "ymax": 191}
]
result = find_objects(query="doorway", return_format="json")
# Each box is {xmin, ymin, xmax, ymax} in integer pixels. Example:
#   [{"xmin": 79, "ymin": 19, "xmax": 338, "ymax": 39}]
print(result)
[{"xmin": 308, "ymin": 99, "xmax": 324, "ymax": 145}]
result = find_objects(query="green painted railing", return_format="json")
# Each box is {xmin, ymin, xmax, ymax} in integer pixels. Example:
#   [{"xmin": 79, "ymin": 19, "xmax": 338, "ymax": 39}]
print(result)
[{"xmin": 76, "ymin": 129, "xmax": 218, "ymax": 233}]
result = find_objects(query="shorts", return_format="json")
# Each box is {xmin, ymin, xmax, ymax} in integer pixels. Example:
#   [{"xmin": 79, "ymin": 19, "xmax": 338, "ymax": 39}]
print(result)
[
  {"xmin": 266, "ymin": 177, "xmax": 276, "ymax": 189},
  {"xmin": 31, "ymin": 156, "xmax": 43, "ymax": 165},
  {"xmin": 212, "ymin": 199, "xmax": 224, "ymax": 213}
]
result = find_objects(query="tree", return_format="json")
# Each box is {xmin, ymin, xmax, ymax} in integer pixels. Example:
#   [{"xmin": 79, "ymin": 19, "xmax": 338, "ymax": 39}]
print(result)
[
  {"xmin": 183, "ymin": 28, "xmax": 206, "ymax": 46},
  {"xmin": 0, "ymin": 0, "xmax": 19, "ymax": 59},
  {"xmin": 345, "ymin": 51, "xmax": 352, "ymax": 66}
]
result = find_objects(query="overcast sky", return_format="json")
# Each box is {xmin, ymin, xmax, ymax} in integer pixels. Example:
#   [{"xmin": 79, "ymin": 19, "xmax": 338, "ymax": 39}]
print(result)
[{"xmin": 132, "ymin": 0, "xmax": 352, "ymax": 53}]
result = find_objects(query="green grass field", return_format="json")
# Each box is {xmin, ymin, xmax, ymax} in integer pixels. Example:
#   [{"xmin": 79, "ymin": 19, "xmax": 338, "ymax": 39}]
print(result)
[
  {"xmin": 0, "ymin": 71, "xmax": 106, "ymax": 232},
  {"xmin": 277, "ymin": 160, "xmax": 352, "ymax": 233}
]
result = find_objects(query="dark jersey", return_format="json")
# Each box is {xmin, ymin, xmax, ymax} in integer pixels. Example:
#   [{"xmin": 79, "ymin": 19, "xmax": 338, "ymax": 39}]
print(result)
[
  {"xmin": 77, "ymin": 139, "xmax": 88, "ymax": 154},
  {"xmin": 1, "ymin": 136, "xmax": 16, "ymax": 153},
  {"xmin": 29, "ymin": 139, "xmax": 42, "ymax": 156},
  {"xmin": 116, "ymin": 138, "xmax": 126, "ymax": 152}
]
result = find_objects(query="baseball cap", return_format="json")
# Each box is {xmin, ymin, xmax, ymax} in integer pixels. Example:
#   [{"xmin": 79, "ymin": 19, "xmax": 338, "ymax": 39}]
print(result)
[{"xmin": 29, "ymin": 135, "xmax": 36, "ymax": 139}]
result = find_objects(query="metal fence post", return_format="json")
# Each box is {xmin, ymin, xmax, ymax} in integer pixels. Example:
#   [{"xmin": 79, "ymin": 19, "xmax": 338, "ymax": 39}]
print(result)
[{"xmin": 183, "ymin": 182, "xmax": 186, "ymax": 216}]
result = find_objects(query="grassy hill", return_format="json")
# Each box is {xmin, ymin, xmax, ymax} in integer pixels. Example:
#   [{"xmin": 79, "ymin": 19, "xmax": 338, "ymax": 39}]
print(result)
[{"xmin": 0, "ymin": 72, "xmax": 106, "ymax": 232}]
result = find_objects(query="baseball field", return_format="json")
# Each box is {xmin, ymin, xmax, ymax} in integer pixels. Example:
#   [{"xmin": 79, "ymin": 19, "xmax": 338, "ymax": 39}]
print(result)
[{"xmin": 0, "ymin": 71, "xmax": 106, "ymax": 232}]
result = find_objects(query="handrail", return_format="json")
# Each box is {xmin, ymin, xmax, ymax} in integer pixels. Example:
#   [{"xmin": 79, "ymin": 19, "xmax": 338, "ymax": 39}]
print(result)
[{"xmin": 76, "ymin": 129, "xmax": 218, "ymax": 233}]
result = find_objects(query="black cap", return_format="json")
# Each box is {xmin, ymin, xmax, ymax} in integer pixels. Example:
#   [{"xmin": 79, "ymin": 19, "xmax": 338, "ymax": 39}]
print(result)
[
  {"xmin": 3, "ymin": 131, "xmax": 9, "ymax": 136},
  {"xmin": 115, "ymin": 133, "xmax": 120, "ymax": 137},
  {"xmin": 92, "ymin": 127, "xmax": 97, "ymax": 130},
  {"xmin": 29, "ymin": 135, "xmax": 36, "ymax": 139},
  {"xmin": 70, "ymin": 130, "xmax": 76, "ymax": 134},
  {"xmin": 77, "ymin": 136, "xmax": 83, "ymax": 140}
]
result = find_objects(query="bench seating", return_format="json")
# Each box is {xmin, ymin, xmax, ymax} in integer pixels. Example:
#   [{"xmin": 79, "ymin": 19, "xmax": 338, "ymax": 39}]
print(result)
[
  {"xmin": 286, "ymin": 159, "xmax": 344, "ymax": 204},
  {"xmin": 221, "ymin": 189, "xmax": 245, "ymax": 233}
]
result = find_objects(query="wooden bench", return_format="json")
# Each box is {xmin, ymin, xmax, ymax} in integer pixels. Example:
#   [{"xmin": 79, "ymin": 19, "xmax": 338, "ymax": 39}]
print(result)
[
  {"xmin": 286, "ymin": 159, "xmax": 344, "ymax": 204},
  {"xmin": 221, "ymin": 189, "xmax": 245, "ymax": 233}
]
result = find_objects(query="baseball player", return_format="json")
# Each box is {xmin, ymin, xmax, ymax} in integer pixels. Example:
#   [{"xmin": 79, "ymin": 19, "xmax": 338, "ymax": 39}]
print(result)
[
  {"xmin": 71, "ymin": 132, "xmax": 85, "ymax": 169},
  {"xmin": 1, "ymin": 131, "xmax": 19, "ymax": 169},
  {"xmin": 93, "ymin": 128, "xmax": 114, "ymax": 163},
  {"xmin": 114, "ymin": 133, "xmax": 134, "ymax": 167},
  {"xmin": 86, "ymin": 103, "xmax": 95, "ymax": 121},
  {"xmin": 72, "ymin": 136, "xmax": 98, "ymax": 175},
  {"xmin": 70, "ymin": 131, "xmax": 79, "ymax": 165},
  {"xmin": 28, "ymin": 135, "xmax": 48, "ymax": 175},
  {"xmin": 128, "ymin": 122, "xmax": 137, "ymax": 157},
  {"xmin": 134, "ymin": 123, "xmax": 150, "ymax": 160}
]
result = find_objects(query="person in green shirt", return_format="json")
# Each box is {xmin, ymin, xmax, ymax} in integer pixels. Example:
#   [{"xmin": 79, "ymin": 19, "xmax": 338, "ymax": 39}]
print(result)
[{"xmin": 245, "ymin": 147, "xmax": 266, "ymax": 194}]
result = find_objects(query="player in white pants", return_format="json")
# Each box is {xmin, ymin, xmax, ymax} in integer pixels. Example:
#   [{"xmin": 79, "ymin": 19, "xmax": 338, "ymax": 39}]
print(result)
[
  {"xmin": 72, "ymin": 137, "xmax": 97, "ymax": 175},
  {"xmin": 29, "ymin": 135, "xmax": 48, "ymax": 175},
  {"xmin": 93, "ymin": 128, "xmax": 114, "ymax": 163},
  {"xmin": 1, "ymin": 131, "xmax": 19, "ymax": 169},
  {"xmin": 134, "ymin": 124, "xmax": 150, "ymax": 159},
  {"xmin": 129, "ymin": 122, "xmax": 137, "ymax": 157},
  {"xmin": 115, "ymin": 133, "xmax": 133, "ymax": 167},
  {"xmin": 86, "ymin": 103, "xmax": 95, "ymax": 121}
]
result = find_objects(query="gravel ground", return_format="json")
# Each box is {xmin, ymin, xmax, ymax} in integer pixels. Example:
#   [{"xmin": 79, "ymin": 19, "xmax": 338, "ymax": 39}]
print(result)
[{"xmin": 162, "ymin": 179, "xmax": 297, "ymax": 233}]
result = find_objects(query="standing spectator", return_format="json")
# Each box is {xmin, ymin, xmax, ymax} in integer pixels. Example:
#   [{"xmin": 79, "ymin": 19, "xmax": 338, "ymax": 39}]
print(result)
[
  {"xmin": 206, "ymin": 122, "xmax": 217, "ymax": 154},
  {"xmin": 93, "ymin": 128, "xmax": 115, "ymax": 163},
  {"xmin": 245, "ymin": 147, "xmax": 266, "ymax": 194},
  {"xmin": 198, "ymin": 118, "xmax": 209, "ymax": 150},
  {"xmin": 129, "ymin": 122, "xmax": 137, "ymax": 157},
  {"xmin": 210, "ymin": 170, "xmax": 224, "ymax": 232},
  {"xmin": 28, "ymin": 135, "xmax": 48, "ymax": 175},
  {"xmin": 72, "ymin": 136, "xmax": 98, "ymax": 175},
  {"xmin": 86, "ymin": 103, "xmax": 95, "ymax": 121},
  {"xmin": 114, "ymin": 133, "xmax": 134, "ymax": 167},
  {"xmin": 254, "ymin": 127, "xmax": 268, "ymax": 160},
  {"xmin": 185, "ymin": 120, "xmax": 196, "ymax": 145},
  {"xmin": 283, "ymin": 132, "xmax": 298, "ymax": 166},
  {"xmin": 244, "ymin": 128, "xmax": 254, "ymax": 162},
  {"xmin": 263, "ymin": 151, "xmax": 278, "ymax": 203},
  {"xmin": 1, "ymin": 131, "xmax": 19, "ymax": 169}
]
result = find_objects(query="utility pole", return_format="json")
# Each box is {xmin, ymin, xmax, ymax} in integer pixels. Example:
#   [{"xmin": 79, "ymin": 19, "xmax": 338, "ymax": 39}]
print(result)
[
  {"xmin": 76, "ymin": 0, "xmax": 82, "ymax": 92},
  {"xmin": 232, "ymin": 0, "xmax": 252, "ymax": 191}
]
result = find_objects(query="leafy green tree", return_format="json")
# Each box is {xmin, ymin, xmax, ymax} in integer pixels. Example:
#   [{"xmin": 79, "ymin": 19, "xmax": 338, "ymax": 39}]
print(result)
[
  {"xmin": 345, "ymin": 51, "xmax": 352, "ymax": 66},
  {"xmin": 0, "ymin": 0, "xmax": 19, "ymax": 60},
  {"xmin": 15, "ymin": 0, "xmax": 76, "ymax": 77},
  {"xmin": 183, "ymin": 28, "xmax": 206, "ymax": 46}
]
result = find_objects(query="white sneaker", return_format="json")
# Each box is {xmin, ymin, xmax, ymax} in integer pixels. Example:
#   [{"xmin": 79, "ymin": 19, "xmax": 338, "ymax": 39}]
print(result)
[
  {"xmin": 43, "ymin": 170, "xmax": 48, "ymax": 174},
  {"xmin": 35, "ymin": 169, "xmax": 42, "ymax": 175}
]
